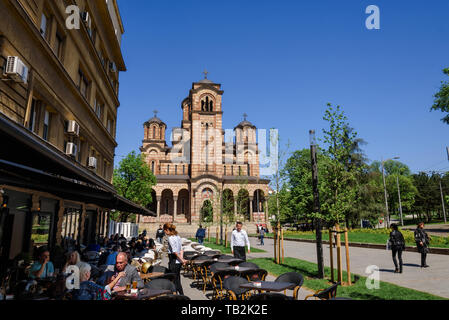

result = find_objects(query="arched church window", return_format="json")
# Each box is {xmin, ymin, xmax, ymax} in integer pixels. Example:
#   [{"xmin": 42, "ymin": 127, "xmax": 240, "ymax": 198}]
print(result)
[
  {"xmin": 153, "ymin": 126, "xmax": 156, "ymax": 139},
  {"xmin": 247, "ymin": 163, "xmax": 250, "ymax": 176},
  {"xmin": 151, "ymin": 161, "xmax": 155, "ymax": 173}
]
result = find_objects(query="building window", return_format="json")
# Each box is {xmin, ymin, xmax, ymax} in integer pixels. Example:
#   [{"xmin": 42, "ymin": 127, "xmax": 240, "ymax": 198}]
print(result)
[
  {"xmin": 167, "ymin": 165, "xmax": 170, "ymax": 175},
  {"xmin": 153, "ymin": 126, "xmax": 156, "ymax": 139},
  {"xmin": 43, "ymin": 110, "xmax": 50, "ymax": 141},
  {"xmin": 247, "ymin": 163, "xmax": 250, "ymax": 176},
  {"xmin": 175, "ymin": 165, "xmax": 178, "ymax": 175},
  {"xmin": 181, "ymin": 199, "xmax": 185, "ymax": 214},
  {"xmin": 151, "ymin": 161, "xmax": 155, "ymax": 173},
  {"xmin": 40, "ymin": 13, "xmax": 49, "ymax": 40},
  {"xmin": 103, "ymin": 161, "xmax": 108, "ymax": 178},
  {"xmin": 165, "ymin": 200, "xmax": 169, "ymax": 214},
  {"xmin": 29, "ymin": 99, "xmax": 40, "ymax": 133},
  {"xmin": 78, "ymin": 70, "xmax": 89, "ymax": 99},
  {"xmin": 94, "ymin": 99, "xmax": 103, "ymax": 120},
  {"xmin": 239, "ymin": 166, "xmax": 242, "ymax": 176}
]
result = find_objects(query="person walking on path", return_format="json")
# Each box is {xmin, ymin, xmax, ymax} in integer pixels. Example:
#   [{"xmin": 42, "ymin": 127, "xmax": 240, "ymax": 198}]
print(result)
[
  {"xmin": 231, "ymin": 221, "xmax": 251, "ymax": 261},
  {"xmin": 415, "ymin": 222, "xmax": 431, "ymax": 268},
  {"xmin": 259, "ymin": 226, "xmax": 265, "ymax": 246},
  {"xmin": 164, "ymin": 223, "xmax": 186, "ymax": 295},
  {"xmin": 156, "ymin": 225, "xmax": 165, "ymax": 244},
  {"xmin": 195, "ymin": 225, "xmax": 206, "ymax": 245},
  {"xmin": 389, "ymin": 223, "xmax": 405, "ymax": 273}
]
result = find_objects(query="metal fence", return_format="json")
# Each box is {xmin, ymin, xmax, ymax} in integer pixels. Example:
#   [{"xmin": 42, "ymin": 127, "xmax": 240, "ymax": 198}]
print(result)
[{"xmin": 108, "ymin": 220, "xmax": 139, "ymax": 239}]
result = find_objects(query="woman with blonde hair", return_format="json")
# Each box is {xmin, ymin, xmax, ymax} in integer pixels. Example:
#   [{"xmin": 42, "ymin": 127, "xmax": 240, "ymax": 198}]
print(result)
[
  {"xmin": 163, "ymin": 223, "xmax": 185, "ymax": 295},
  {"xmin": 62, "ymin": 250, "xmax": 82, "ymax": 274}
]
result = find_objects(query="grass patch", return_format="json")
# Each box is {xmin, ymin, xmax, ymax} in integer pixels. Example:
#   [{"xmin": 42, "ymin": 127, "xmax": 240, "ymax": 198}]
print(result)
[
  {"xmin": 248, "ymin": 257, "xmax": 445, "ymax": 300},
  {"xmin": 188, "ymin": 238, "xmax": 266, "ymax": 254},
  {"xmin": 254, "ymin": 228, "xmax": 449, "ymax": 249}
]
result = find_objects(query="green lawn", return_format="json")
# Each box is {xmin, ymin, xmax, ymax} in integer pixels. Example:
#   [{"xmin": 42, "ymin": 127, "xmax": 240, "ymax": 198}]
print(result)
[
  {"xmin": 253, "ymin": 229, "xmax": 449, "ymax": 249},
  {"xmin": 188, "ymin": 238, "xmax": 266, "ymax": 254},
  {"xmin": 248, "ymin": 257, "xmax": 446, "ymax": 300}
]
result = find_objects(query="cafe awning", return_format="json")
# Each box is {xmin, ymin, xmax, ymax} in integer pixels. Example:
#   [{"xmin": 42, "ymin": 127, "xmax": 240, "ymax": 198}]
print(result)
[{"xmin": 0, "ymin": 113, "xmax": 155, "ymax": 216}]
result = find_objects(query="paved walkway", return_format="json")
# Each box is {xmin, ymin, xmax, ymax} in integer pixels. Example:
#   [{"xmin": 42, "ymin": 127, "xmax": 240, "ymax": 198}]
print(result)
[{"xmin": 247, "ymin": 237, "xmax": 449, "ymax": 299}]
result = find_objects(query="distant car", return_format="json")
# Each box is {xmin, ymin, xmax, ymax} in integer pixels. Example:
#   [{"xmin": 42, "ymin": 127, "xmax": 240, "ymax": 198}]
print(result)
[{"xmin": 293, "ymin": 222, "xmax": 313, "ymax": 232}]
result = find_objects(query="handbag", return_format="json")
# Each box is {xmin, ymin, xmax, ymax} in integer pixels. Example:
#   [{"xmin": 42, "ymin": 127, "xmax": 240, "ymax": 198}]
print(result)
[{"xmin": 386, "ymin": 239, "xmax": 391, "ymax": 250}]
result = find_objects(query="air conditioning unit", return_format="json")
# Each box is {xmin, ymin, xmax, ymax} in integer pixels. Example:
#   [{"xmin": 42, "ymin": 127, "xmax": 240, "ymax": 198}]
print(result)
[
  {"xmin": 4, "ymin": 56, "xmax": 29, "ymax": 84},
  {"xmin": 109, "ymin": 62, "xmax": 117, "ymax": 73},
  {"xmin": 88, "ymin": 157, "xmax": 97, "ymax": 169},
  {"xmin": 81, "ymin": 12, "xmax": 92, "ymax": 29},
  {"xmin": 65, "ymin": 142, "xmax": 77, "ymax": 157},
  {"xmin": 66, "ymin": 120, "xmax": 80, "ymax": 136}
]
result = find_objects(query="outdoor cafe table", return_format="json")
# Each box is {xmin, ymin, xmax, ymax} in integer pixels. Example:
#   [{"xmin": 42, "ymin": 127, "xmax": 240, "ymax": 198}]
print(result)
[
  {"xmin": 239, "ymin": 281, "xmax": 296, "ymax": 292},
  {"xmin": 215, "ymin": 266, "xmax": 259, "ymax": 274},
  {"xmin": 112, "ymin": 288, "xmax": 171, "ymax": 300}
]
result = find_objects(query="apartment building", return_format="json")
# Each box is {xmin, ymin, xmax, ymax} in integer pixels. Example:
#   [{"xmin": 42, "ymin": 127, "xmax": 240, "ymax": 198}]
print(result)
[{"xmin": 0, "ymin": 0, "xmax": 153, "ymax": 266}]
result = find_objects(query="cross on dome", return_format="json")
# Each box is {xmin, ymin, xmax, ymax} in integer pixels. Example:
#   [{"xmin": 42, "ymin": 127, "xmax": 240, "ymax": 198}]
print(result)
[{"xmin": 203, "ymin": 69, "xmax": 209, "ymax": 79}]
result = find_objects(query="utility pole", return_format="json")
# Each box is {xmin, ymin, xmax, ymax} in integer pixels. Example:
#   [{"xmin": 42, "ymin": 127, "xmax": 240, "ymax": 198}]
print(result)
[
  {"xmin": 381, "ymin": 156, "xmax": 400, "ymax": 228},
  {"xmin": 440, "ymin": 179, "xmax": 447, "ymax": 224},
  {"xmin": 310, "ymin": 130, "xmax": 324, "ymax": 279},
  {"xmin": 381, "ymin": 160, "xmax": 390, "ymax": 228},
  {"xmin": 396, "ymin": 175, "xmax": 404, "ymax": 226}
]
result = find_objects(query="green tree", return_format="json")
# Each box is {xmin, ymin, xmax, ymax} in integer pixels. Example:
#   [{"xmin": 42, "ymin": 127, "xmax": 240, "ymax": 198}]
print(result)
[
  {"xmin": 431, "ymin": 68, "xmax": 449, "ymax": 124},
  {"xmin": 112, "ymin": 151, "xmax": 156, "ymax": 222},
  {"xmin": 282, "ymin": 148, "xmax": 332, "ymax": 222},
  {"xmin": 320, "ymin": 103, "xmax": 358, "ymax": 225}
]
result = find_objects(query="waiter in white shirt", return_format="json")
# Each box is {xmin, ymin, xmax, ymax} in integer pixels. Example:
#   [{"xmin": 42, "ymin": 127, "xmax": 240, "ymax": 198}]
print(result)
[{"xmin": 231, "ymin": 221, "xmax": 251, "ymax": 261}]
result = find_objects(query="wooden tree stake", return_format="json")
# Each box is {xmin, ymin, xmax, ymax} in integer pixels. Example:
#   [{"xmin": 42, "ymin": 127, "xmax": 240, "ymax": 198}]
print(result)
[
  {"xmin": 344, "ymin": 228, "xmax": 352, "ymax": 286},
  {"xmin": 336, "ymin": 224, "xmax": 343, "ymax": 284},
  {"xmin": 329, "ymin": 228, "xmax": 335, "ymax": 283}
]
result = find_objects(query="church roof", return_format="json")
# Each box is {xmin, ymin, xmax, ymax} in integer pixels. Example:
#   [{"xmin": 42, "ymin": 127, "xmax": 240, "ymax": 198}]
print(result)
[
  {"xmin": 198, "ymin": 78, "xmax": 214, "ymax": 84},
  {"xmin": 235, "ymin": 114, "xmax": 256, "ymax": 129},
  {"xmin": 144, "ymin": 111, "xmax": 166, "ymax": 126}
]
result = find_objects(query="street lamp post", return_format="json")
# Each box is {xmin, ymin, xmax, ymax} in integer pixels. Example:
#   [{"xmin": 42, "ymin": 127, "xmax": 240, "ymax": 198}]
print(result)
[
  {"xmin": 381, "ymin": 156, "xmax": 400, "ymax": 228},
  {"xmin": 310, "ymin": 130, "xmax": 324, "ymax": 279},
  {"xmin": 396, "ymin": 175, "xmax": 404, "ymax": 226}
]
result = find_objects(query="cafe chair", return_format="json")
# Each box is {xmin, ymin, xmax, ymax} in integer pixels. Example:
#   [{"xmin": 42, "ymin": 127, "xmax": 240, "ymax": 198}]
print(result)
[
  {"xmin": 211, "ymin": 270, "xmax": 239, "ymax": 300},
  {"xmin": 223, "ymin": 276, "xmax": 252, "ymax": 300},
  {"xmin": 154, "ymin": 294, "xmax": 191, "ymax": 300},
  {"xmin": 155, "ymin": 273, "xmax": 177, "ymax": 283},
  {"xmin": 190, "ymin": 255, "xmax": 211, "ymax": 281},
  {"xmin": 305, "ymin": 282, "xmax": 341, "ymax": 300},
  {"xmin": 148, "ymin": 265, "xmax": 169, "ymax": 274},
  {"xmin": 275, "ymin": 272, "xmax": 304, "ymax": 300},
  {"xmin": 145, "ymin": 278, "xmax": 176, "ymax": 294},
  {"xmin": 237, "ymin": 261, "xmax": 259, "ymax": 269},
  {"xmin": 204, "ymin": 250, "xmax": 221, "ymax": 256},
  {"xmin": 249, "ymin": 293, "xmax": 293, "ymax": 301}
]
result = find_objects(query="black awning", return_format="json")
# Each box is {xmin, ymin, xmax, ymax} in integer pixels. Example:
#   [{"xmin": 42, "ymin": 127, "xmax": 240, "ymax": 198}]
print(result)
[
  {"xmin": 0, "ymin": 114, "xmax": 155, "ymax": 216},
  {"xmin": 0, "ymin": 113, "xmax": 115, "ymax": 193}
]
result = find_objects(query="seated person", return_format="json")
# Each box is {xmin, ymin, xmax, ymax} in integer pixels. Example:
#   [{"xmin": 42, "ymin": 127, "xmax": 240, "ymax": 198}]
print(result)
[
  {"xmin": 106, "ymin": 246, "xmax": 120, "ymax": 266},
  {"xmin": 97, "ymin": 252, "xmax": 144, "ymax": 292},
  {"xmin": 86, "ymin": 242, "xmax": 101, "ymax": 252},
  {"xmin": 29, "ymin": 247, "xmax": 55, "ymax": 279},
  {"xmin": 147, "ymin": 238, "xmax": 156, "ymax": 250},
  {"xmin": 73, "ymin": 262, "xmax": 124, "ymax": 300}
]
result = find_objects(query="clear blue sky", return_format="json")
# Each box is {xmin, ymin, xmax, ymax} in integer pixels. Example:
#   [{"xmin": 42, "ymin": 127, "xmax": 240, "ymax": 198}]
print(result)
[{"xmin": 115, "ymin": 0, "xmax": 449, "ymax": 174}]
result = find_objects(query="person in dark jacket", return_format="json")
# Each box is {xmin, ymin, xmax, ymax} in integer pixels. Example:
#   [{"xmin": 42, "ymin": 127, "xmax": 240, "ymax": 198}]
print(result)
[
  {"xmin": 156, "ymin": 225, "xmax": 165, "ymax": 244},
  {"xmin": 195, "ymin": 225, "xmax": 206, "ymax": 244},
  {"xmin": 389, "ymin": 224, "xmax": 405, "ymax": 273},
  {"xmin": 415, "ymin": 222, "xmax": 430, "ymax": 268}
]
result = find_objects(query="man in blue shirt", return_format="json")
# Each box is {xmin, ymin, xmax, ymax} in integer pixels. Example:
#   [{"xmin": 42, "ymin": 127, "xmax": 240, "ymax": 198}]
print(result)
[
  {"xmin": 106, "ymin": 246, "xmax": 120, "ymax": 266},
  {"xmin": 195, "ymin": 225, "xmax": 206, "ymax": 244},
  {"xmin": 29, "ymin": 247, "xmax": 54, "ymax": 279}
]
